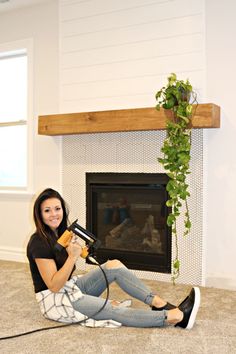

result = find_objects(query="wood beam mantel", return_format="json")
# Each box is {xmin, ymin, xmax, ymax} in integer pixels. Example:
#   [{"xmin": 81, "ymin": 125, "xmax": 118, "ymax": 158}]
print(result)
[{"xmin": 38, "ymin": 103, "xmax": 220, "ymax": 136}]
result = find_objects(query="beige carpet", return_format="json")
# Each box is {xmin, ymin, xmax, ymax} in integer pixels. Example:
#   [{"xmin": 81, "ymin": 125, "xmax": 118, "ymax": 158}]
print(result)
[{"xmin": 0, "ymin": 260, "xmax": 235, "ymax": 354}]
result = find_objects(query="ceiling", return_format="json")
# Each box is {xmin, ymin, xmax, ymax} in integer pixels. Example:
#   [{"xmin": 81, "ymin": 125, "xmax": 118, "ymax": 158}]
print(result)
[{"xmin": 0, "ymin": 0, "xmax": 50, "ymax": 13}]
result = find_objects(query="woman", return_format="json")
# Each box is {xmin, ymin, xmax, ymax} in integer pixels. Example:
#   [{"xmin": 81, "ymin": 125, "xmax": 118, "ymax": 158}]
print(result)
[{"xmin": 27, "ymin": 188, "xmax": 200, "ymax": 329}]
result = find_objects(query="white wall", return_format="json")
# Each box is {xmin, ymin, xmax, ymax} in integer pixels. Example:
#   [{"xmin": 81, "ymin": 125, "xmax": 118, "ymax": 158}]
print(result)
[
  {"xmin": 205, "ymin": 0, "xmax": 236, "ymax": 289},
  {"xmin": 0, "ymin": 0, "xmax": 61, "ymax": 262},
  {"xmin": 1, "ymin": 0, "xmax": 235, "ymax": 289},
  {"xmin": 59, "ymin": 0, "xmax": 206, "ymax": 112}
]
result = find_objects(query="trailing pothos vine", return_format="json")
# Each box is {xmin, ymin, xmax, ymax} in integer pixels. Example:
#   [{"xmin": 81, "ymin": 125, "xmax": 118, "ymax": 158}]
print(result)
[{"xmin": 155, "ymin": 73, "xmax": 197, "ymax": 283}]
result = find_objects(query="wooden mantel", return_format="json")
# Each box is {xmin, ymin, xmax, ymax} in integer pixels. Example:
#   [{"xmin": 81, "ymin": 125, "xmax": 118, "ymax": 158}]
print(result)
[{"xmin": 38, "ymin": 103, "xmax": 220, "ymax": 136}]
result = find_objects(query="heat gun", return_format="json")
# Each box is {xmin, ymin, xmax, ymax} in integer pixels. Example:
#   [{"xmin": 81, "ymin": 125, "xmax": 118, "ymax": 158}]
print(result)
[{"xmin": 54, "ymin": 219, "xmax": 101, "ymax": 263}]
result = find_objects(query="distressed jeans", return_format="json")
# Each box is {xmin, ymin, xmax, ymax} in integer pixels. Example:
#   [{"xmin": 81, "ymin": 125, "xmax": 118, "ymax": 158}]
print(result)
[{"xmin": 72, "ymin": 263, "xmax": 167, "ymax": 327}]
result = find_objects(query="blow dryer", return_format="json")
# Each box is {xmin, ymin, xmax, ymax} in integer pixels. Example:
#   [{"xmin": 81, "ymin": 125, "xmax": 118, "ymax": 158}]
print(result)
[{"xmin": 54, "ymin": 219, "xmax": 101, "ymax": 264}]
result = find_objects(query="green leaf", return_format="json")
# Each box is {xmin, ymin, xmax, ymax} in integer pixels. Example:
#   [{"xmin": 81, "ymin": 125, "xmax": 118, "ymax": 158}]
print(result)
[
  {"xmin": 186, "ymin": 104, "xmax": 193, "ymax": 116},
  {"xmin": 173, "ymin": 259, "xmax": 180, "ymax": 269},
  {"xmin": 167, "ymin": 214, "xmax": 175, "ymax": 226},
  {"xmin": 166, "ymin": 199, "xmax": 173, "ymax": 207},
  {"xmin": 185, "ymin": 219, "xmax": 191, "ymax": 229}
]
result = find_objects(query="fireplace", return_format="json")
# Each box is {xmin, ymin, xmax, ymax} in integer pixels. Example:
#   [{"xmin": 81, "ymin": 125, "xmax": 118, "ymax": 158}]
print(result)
[{"xmin": 86, "ymin": 172, "xmax": 171, "ymax": 273}]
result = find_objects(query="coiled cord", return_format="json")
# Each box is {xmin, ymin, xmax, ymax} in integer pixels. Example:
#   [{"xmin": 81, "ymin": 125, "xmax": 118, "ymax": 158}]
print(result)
[{"xmin": 0, "ymin": 260, "xmax": 109, "ymax": 341}]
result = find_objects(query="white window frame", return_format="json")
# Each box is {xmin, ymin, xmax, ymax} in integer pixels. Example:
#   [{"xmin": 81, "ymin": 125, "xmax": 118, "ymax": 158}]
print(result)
[{"xmin": 0, "ymin": 39, "xmax": 33, "ymax": 194}]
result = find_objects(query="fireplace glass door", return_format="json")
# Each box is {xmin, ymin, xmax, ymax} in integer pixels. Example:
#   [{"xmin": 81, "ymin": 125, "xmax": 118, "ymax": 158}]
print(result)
[{"xmin": 86, "ymin": 173, "xmax": 171, "ymax": 273}]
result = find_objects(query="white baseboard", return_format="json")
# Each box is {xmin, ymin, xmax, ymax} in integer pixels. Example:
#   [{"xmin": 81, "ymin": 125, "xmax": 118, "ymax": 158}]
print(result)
[
  {"xmin": 1, "ymin": 247, "xmax": 236, "ymax": 291},
  {"xmin": 205, "ymin": 275, "xmax": 236, "ymax": 291},
  {"xmin": 0, "ymin": 246, "xmax": 27, "ymax": 263}
]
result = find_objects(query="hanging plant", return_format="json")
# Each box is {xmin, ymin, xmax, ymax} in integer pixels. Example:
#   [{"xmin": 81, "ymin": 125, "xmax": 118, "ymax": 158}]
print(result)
[{"xmin": 155, "ymin": 73, "xmax": 197, "ymax": 283}]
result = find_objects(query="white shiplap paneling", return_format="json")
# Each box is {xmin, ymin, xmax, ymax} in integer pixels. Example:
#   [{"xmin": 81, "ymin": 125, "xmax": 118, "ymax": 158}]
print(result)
[
  {"xmin": 60, "ymin": 0, "xmax": 203, "ymax": 36},
  {"xmin": 60, "ymin": 29, "xmax": 204, "ymax": 69},
  {"xmin": 59, "ymin": 0, "xmax": 205, "ymax": 112},
  {"xmin": 60, "ymin": 0, "xmax": 171, "ymax": 23},
  {"xmin": 61, "ymin": 13, "xmax": 203, "ymax": 53},
  {"xmin": 61, "ymin": 52, "xmax": 204, "ymax": 85}
]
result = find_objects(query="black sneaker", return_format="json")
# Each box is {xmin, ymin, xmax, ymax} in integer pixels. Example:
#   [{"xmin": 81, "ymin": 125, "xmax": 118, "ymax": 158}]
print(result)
[
  {"xmin": 175, "ymin": 287, "xmax": 201, "ymax": 329},
  {"xmin": 177, "ymin": 288, "xmax": 195, "ymax": 308},
  {"xmin": 152, "ymin": 302, "xmax": 176, "ymax": 311}
]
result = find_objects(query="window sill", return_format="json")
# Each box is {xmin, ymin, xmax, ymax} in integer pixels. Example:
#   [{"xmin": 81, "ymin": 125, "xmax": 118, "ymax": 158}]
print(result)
[{"xmin": 0, "ymin": 190, "xmax": 35, "ymax": 200}]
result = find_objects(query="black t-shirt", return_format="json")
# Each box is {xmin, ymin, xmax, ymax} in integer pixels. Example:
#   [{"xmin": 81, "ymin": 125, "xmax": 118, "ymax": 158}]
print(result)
[{"xmin": 27, "ymin": 233, "xmax": 75, "ymax": 293}]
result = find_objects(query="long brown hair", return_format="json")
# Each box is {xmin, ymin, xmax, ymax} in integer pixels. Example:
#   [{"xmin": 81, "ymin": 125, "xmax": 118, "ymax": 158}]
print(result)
[{"xmin": 33, "ymin": 188, "xmax": 69, "ymax": 242}]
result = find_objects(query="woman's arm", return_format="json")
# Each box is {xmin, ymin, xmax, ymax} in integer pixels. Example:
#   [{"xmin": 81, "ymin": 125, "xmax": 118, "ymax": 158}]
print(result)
[{"xmin": 35, "ymin": 241, "xmax": 82, "ymax": 293}]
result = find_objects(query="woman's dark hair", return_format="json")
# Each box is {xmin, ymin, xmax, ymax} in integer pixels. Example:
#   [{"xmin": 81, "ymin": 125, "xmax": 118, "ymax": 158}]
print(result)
[{"xmin": 33, "ymin": 188, "xmax": 69, "ymax": 241}]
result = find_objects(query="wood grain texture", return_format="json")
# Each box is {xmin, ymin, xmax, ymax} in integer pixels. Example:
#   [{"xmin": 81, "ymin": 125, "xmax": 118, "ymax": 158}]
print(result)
[{"xmin": 38, "ymin": 103, "xmax": 220, "ymax": 136}]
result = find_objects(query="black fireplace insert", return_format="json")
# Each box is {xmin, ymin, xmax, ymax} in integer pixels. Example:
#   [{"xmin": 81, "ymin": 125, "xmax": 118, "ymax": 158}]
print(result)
[{"xmin": 86, "ymin": 172, "xmax": 171, "ymax": 273}]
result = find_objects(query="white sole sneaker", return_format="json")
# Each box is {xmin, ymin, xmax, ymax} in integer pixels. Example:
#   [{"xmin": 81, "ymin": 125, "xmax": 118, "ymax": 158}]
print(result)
[
  {"xmin": 175, "ymin": 286, "xmax": 201, "ymax": 329},
  {"xmin": 186, "ymin": 286, "xmax": 201, "ymax": 329}
]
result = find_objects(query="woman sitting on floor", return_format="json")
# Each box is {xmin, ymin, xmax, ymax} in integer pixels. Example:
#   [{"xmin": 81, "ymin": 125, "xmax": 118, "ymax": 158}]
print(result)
[{"xmin": 27, "ymin": 188, "xmax": 201, "ymax": 329}]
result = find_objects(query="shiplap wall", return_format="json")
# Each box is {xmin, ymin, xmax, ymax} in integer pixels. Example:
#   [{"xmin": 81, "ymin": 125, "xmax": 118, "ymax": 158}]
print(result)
[
  {"xmin": 59, "ymin": 0, "xmax": 205, "ymax": 113},
  {"xmin": 59, "ymin": 0, "xmax": 206, "ymax": 285}
]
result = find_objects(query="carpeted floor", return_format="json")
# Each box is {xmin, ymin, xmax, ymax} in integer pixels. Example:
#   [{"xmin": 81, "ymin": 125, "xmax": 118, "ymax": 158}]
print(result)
[{"xmin": 0, "ymin": 260, "xmax": 235, "ymax": 354}]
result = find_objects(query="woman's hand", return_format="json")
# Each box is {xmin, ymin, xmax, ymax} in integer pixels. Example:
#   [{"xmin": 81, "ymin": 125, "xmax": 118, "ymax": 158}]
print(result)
[{"xmin": 66, "ymin": 235, "xmax": 83, "ymax": 259}]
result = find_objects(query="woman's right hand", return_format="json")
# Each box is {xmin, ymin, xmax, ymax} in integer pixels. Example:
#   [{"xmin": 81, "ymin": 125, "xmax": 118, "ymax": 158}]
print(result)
[{"xmin": 36, "ymin": 235, "xmax": 82, "ymax": 293}]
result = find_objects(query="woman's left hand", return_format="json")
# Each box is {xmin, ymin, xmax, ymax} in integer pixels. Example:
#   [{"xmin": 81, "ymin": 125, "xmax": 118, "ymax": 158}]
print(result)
[{"xmin": 66, "ymin": 235, "xmax": 83, "ymax": 259}]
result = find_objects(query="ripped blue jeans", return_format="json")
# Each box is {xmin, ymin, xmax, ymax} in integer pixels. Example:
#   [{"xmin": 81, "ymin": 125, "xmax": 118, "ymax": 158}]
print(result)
[{"xmin": 72, "ymin": 263, "xmax": 167, "ymax": 327}]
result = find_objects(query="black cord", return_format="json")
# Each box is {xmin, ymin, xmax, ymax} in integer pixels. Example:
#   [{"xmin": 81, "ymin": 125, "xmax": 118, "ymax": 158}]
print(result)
[
  {"xmin": 0, "ymin": 323, "xmax": 75, "ymax": 341},
  {"xmin": 0, "ymin": 261, "xmax": 109, "ymax": 341}
]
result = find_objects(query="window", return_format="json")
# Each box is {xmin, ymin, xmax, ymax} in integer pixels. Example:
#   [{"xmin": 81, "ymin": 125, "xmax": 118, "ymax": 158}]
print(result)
[{"xmin": 0, "ymin": 40, "xmax": 33, "ymax": 191}]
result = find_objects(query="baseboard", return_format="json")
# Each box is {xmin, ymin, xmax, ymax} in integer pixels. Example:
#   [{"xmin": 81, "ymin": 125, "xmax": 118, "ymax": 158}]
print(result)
[
  {"xmin": 1, "ymin": 247, "xmax": 236, "ymax": 291},
  {"xmin": 0, "ymin": 246, "xmax": 26, "ymax": 263},
  {"xmin": 205, "ymin": 275, "xmax": 236, "ymax": 291}
]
